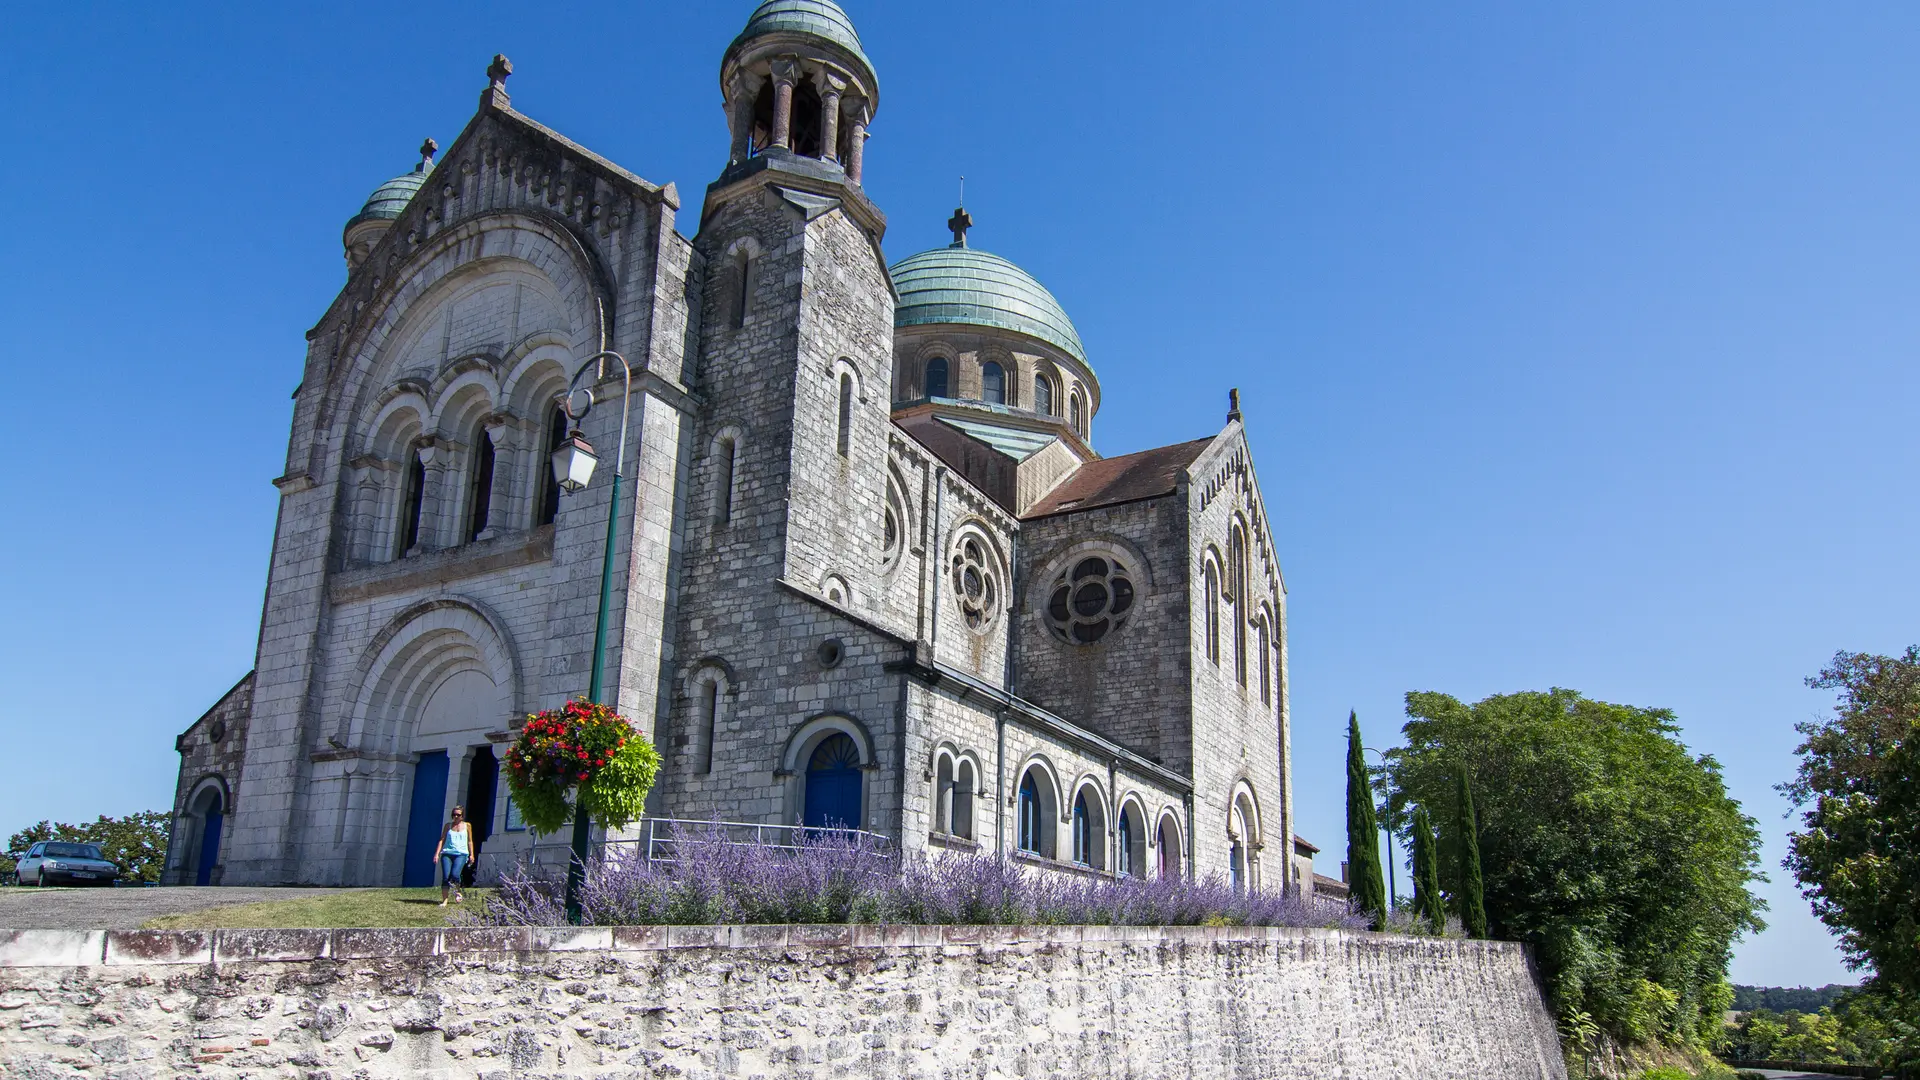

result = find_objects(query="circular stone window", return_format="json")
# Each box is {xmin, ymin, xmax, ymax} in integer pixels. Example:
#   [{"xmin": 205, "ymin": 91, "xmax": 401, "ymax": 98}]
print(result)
[
  {"xmin": 208, "ymin": 720, "xmax": 228, "ymax": 744},
  {"xmin": 1046, "ymin": 555, "xmax": 1136, "ymax": 645},
  {"xmin": 949, "ymin": 534, "xmax": 1000, "ymax": 633}
]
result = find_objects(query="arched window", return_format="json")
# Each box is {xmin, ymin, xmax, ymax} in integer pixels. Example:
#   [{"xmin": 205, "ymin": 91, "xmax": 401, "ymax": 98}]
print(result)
[
  {"xmin": 935, "ymin": 754, "xmax": 955, "ymax": 835},
  {"xmin": 1034, "ymin": 373, "xmax": 1054, "ymax": 417},
  {"xmin": 1158, "ymin": 815, "xmax": 1182, "ymax": 880},
  {"xmin": 1117, "ymin": 803, "xmax": 1145, "ymax": 878},
  {"xmin": 714, "ymin": 435, "xmax": 738, "ymax": 526},
  {"xmin": 1230, "ymin": 835, "xmax": 1245, "ymax": 890},
  {"xmin": 981, "ymin": 361, "xmax": 1005, "ymax": 405},
  {"xmin": 1069, "ymin": 391, "xmax": 1084, "ymax": 434},
  {"xmin": 953, "ymin": 759, "xmax": 975, "ymax": 840},
  {"xmin": 1018, "ymin": 772, "xmax": 1042, "ymax": 855},
  {"xmin": 1203, "ymin": 562, "xmax": 1221, "ymax": 664},
  {"xmin": 1228, "ymin": 525, "xmax": 1249, "ymax": 685},
  {"xmin": 731, "ymin": 250, "xmax": 753, "ymax": 329},
  {"xmin": 837, "ymin": 372, "xmax": 854, "ymax": 457},
  {"xmin": 1257, "ymin": 616, "xmax": 1273, "ymax": 705},
  {"xmin": 1072, "ymin": 793, "xmax": 1093, "ymax": 866},
  {"xmin": 536, "ymin": 402, "xmax": 565, "ymax": 527},
  {"xmin": 695, "ymin": 679, "xmax": 719, "ymax": 774},
  {"xmin": 466, "ymin": 427, "xmax": 495, "ymax": 542},
  {"xmin": 924, "ymin": 357, "xmax": 949, "ymax": 399},
  {"xmin": 397, "ymin": 444, "xmax": 426, "ymax": 557},
  {"xmin": 1116, "ymin": 807, "xmax": 1134, "ymax": 877}
]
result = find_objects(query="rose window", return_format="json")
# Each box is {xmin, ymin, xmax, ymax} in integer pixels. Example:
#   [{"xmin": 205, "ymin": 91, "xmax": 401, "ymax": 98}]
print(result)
[
  {"xmin": 949, "ymin": 535, "xmax": 1000, "ymax": 632},
  {"xmin": 1046, "ymin": 555, "xmax": 1136, "ymax": 644}
]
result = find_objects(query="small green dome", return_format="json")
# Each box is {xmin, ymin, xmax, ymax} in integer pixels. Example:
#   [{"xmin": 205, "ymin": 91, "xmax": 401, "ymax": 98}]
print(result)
[
  {"xmin": 347, "ymin": 161, "xmax": 431, "ymax": 230},
  {"xmin": 728, "ymin": 0, "xmax": 875, "ymax": 82},
  {"xmin": 890, "ymin": 246, "xmax": 1088, "ymax": 367}
]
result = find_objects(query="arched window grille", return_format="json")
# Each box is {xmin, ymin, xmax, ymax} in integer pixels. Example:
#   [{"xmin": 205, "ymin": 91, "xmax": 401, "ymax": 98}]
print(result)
[
  {"xmin": 935, "ymin": 755, "xmax": 955, "ymax": 835},
  {"xmin": 536, "ymin": 402, "xmax": 565, "ymax": 527},
  {"xmin": 837, "ymin": 372, "xmax": 854, "ymax": 457},
  {"xmin": 1069, "ymin": 392, "xmax": 1084, "ymax": 434},
  {"xmin": 397, "ymin": 444, "xmax": 426, "ymax": 557},
  {"xmin": 924, "ymin": 357, "xmax": 949, "ymax": 399},
  {"xmin": 1117, "ymin": 809, "xmax": 1134, "ymax": 877},
  {"xmin": 466, "ymin": 427, "xmax": 495, "ymax": 542},
  {"xmin": 981, "ymin": 361, "xmax": 1005, "ymax": 405},
  {"xmin": 1017, "ymin": 772, "xmax": 1042, "ymax": 855},
  {"xmin": 1034, "ymin": 374, "xmax": 1054, "ymax": 417}
]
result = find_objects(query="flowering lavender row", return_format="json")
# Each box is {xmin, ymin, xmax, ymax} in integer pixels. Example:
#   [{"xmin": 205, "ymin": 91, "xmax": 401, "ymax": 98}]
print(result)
[{"xmin": 481, "ymin": 829, "xmax": 1371, "ymax": 930}]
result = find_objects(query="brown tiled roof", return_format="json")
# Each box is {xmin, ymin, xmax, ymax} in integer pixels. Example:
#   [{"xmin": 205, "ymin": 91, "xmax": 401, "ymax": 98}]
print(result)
[
  {"xmin": 1021, "ymin": 436, "xmax": 1215, "ymax": 519},
  {"xmin": 1292, "ymin": 835, "xmax": 1320, "ymax": 855}
]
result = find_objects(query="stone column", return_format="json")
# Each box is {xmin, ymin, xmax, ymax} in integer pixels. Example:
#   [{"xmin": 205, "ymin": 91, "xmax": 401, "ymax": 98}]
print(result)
[
  {"xmin": 818, "ymin": 70, "xmax": 846, "ymax": 163},
  {"xmin": 769, "ymin": 58, "xmax": 799, "ymax": 151},
  {"xmin": 416, "ymin": 441, "xmax": 447, "ymax": 551},
  {"xmin": 845, "ymin": 100, "xmax": 869, "ymax": 183},
  {"xmin": 728, "ymin": 72, "xmax": 755, "ymax": 164},
  {"xmin": 480, "ymin": 417, "xmax": 511, "ymax": 540}
]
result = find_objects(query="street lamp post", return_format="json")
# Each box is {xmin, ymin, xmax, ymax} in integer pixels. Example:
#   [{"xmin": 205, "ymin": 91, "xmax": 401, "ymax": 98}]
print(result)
[
  {"xmin": 549, "ymin": 350, "xmax": 634, "ymax": 925},
  {"xmin": 1363, "ymin": 747, "xmax": 1397, "ymax": 909}
]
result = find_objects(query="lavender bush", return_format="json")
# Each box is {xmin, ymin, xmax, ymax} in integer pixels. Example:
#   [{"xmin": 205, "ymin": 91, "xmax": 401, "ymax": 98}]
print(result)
[{"xmin": 482, "ymin": 828, "xmax": 1369, "ymax": 930}]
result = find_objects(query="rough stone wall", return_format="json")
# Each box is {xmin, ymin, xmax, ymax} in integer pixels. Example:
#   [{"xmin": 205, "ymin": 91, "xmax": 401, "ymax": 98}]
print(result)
[
  {"xmin": 0, "ymin": 926, "xmax": 1568, "ymax": 1080},
  {"xmin": 161, "ymin": 675, "xmax": 254, "ymax": 886},
  {"xmin": 1016, "ymin": 495, "xmax": 1194, "ymax": 767}
]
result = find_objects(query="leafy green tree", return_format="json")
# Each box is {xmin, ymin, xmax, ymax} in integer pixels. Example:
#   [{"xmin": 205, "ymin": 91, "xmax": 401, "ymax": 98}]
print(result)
[
  {"xmin": 1345, "ymin": 711, "xmax": 1387, "ymax": 929},
  {"xmin": 1456, "ymin": 769, "xmax": 1488, "ymax": 939},
  {"xmin": 4, "ymin": 813, "xmax": 171, "ymax": 884},
  {"xmin": 1387, "ymin": 688, "xmax": 1764, "ymax": 1046},
  {"xmin": 1783, "ymin": 648, "xmax": 1920, "ymax": 998},
  {"xmin": 1411, "ymin": 805, "xmax": 1446, "ymax": 930}
]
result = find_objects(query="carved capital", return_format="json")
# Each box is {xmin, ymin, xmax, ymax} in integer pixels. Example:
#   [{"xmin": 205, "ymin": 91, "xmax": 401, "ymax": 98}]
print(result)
[{"xmin": 770, "ymin": 56, "xmax": 801, "ymax": 86}]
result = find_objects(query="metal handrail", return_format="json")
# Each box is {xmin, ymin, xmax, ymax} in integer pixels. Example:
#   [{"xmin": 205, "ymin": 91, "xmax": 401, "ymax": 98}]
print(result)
[{"xmin": 520, "ymin": 817, "xmax": 893, "ymax": 875}]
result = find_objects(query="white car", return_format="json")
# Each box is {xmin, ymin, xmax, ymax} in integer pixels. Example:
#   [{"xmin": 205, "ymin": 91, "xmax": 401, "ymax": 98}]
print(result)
[{"xmin": 13, "ymin": 842, "xmax": 120, "ymax": 886}]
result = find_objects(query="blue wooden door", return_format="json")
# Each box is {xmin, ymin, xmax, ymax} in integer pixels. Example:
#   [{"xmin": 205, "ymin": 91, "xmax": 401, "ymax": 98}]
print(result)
[
  {"xmin": 194, "ymin": 809, "xmax": 223, "ymax": 886},
  {"xmin": 803, "ymin": 734, "xmax": 862, "ymax": 830},
  {"xmin": 402, "ymin": 751, "xmax": 449, "ymax": 887}
]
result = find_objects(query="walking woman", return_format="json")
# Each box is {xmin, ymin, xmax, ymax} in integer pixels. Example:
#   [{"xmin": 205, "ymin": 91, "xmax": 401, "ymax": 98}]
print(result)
[{"xmin": 434, "ymin": 805, "xmax": 473, "ymax": 906}]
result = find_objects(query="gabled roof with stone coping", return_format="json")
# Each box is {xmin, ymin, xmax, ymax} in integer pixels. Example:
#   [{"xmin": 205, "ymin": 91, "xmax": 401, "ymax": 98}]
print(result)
[
  {"xmin": 1020, "ymin": 437, "xmax": 1214, "ymax": 520},
  {"xmin": 175, "ymin": 671, "xmax": 255, "ymax": 743}
]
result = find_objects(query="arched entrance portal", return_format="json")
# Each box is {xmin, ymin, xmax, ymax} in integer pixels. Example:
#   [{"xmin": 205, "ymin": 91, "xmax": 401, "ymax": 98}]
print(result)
[
  {"xmin": 803, "ymin": 733, "xmax": 862, "ymax": 830},
  {"xmin": 191, "ymin": 786, "xmax": 225, "ymax": 886}
]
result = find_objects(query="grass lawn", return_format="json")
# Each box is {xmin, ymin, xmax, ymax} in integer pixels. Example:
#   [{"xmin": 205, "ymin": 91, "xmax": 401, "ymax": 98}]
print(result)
[{"xmin": 142, "ymin": 889, "xmax": 493, "ymax": 929}]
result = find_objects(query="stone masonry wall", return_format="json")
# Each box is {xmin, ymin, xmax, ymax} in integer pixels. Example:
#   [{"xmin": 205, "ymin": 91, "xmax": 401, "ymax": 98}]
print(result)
[{"xmin": 0, "ymin": 925, "xmax": 1567, "ymax": 1080}]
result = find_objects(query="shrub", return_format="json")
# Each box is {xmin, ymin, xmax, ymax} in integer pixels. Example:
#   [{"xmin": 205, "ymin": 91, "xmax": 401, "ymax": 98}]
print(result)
[{"xmin": 483, "ymin": 827, "xmax": 1371, "ymax": 930}]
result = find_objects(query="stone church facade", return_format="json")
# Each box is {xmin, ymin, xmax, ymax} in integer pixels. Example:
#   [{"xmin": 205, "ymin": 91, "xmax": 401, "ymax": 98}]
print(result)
[{"xmin": 162, "ymin": 0, "xmax": 1293, "ymax": 891}]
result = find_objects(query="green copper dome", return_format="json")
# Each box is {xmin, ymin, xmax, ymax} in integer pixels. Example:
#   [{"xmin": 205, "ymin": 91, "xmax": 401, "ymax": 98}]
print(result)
[
  {"xmin": 347, "ymin": 161, "xmax": 431, "ymax": 230},
  {"xmin": 890, "ymin": 246, "xmax": 1088, "ymax": 367},
  {"xmin": 728, "ymin": 0, "xmax": 875, "ymax": 81}
]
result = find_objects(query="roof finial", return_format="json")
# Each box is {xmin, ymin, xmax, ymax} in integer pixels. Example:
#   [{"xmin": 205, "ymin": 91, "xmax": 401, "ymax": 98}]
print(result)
[
  {"xmin": 1228, "ymin": 388, "xmax": 1242, "ymax": 423},
  {"xmin": 482, "ymin": 54, "xmax": 513, "ymax": 109},
  {"xmin": 417, "ymin": 137, "xmax": 438, "ymax": 174}
]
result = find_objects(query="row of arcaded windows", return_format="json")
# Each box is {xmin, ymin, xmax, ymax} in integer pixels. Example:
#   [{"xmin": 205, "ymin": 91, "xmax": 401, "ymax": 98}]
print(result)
[
  {"xmin": 1202, "ymin": 523, "xmax": 1278, "ymax": 706},
  {"xmin": 386, "ymin": 401, "xmax": 567, "ymax": 562},
  {"xmin": 919, "ymin": 358, "xmax": 1086, "ymax": 436}
]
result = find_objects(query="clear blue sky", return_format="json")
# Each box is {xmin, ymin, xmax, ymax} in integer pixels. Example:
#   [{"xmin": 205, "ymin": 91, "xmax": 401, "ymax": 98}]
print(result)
[{"xmin": 5, "ymin": 2, "xmax": 1913, "ymax": 987}]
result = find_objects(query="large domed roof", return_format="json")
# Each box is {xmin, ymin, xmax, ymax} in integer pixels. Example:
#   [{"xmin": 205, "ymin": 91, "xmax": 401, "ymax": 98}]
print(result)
[
  {"xmin": 347, "ymin": 161, "xmax": 431, "ymax": 229},
  {"xmin": 890, "ymin": 245, "xmax": 1087, "ymax": 367},
  {"xmin": 728, "ymin": 0, "xmax": 875, "ymax": 81}
]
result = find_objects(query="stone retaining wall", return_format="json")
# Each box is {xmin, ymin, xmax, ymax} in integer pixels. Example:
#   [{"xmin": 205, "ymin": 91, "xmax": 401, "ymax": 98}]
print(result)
[{"xmin": 0, "ymin": 924, "xmax": 1567, "ymax": 1079}]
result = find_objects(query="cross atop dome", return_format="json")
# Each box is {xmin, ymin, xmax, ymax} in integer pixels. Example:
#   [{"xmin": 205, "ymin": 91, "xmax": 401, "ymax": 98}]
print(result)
[{"xmin": 948, "ymin": 206, "xmax": 973, "ymax": 249}]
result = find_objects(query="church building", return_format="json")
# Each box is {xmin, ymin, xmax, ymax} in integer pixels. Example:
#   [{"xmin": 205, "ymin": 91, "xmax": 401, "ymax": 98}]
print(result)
[{"xmin": 162, "ymin": 0, "xmax": 1292, "ymax": 891}]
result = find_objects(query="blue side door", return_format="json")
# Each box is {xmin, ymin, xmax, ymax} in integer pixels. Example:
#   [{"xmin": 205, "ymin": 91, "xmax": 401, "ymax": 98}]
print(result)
[
  {"xmin": 195, "ymin": 809, "xmax": 223, "ymax": 886},
  {"xmin": 402, "ymin": 751, "xmax": 449, "ymax": 887},
  {"xmin": 803, "ymin": 734, "xmax": 862, "ymax": 831}
]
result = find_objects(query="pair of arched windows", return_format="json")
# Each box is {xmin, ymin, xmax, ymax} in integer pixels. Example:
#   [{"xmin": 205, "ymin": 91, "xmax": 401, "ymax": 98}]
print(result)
[
  {"xmin": 921, "ymin": 357, "xmax": 1008, "ymax": 406},
  {"xmin": 393, "ymin": 408, "xmax": 562, "ymax": 560},
  {"xmin": 934, "ymin": 755, "xmax": 976, "ymax": 840}
]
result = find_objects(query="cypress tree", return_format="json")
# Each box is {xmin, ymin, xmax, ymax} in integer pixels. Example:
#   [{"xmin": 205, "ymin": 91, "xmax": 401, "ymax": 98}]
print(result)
[
  {"xmin": 1456, "ymin": 769, "xmax": 1489, "ymax": 938},
  {"xmin": 1411, "ymin": 805, "xmax": 1446, "ymax": 931},
  {"xmin": 1345, "ymin": 711, "xmax": 1388, "ymax": 929}
]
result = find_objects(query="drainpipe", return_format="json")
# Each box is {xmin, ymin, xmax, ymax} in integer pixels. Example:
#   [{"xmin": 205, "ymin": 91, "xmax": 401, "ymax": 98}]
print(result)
[
  {"xmin": 995, "ymin": 709, "xmax": 1007, "ymax": 857},
  {"xmin": 927, "ymin": 467, "xmax": 947, "ymax": 653},
  {"xmin": 1108, "ymin": 758, "xmax": 1119, "ymax": 874},
  {"xmin": 1184, "ymin": 791, "xmax": 1197, "ymax": 880}
]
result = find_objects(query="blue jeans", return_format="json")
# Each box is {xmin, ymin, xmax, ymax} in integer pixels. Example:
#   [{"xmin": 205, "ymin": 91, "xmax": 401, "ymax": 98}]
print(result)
[{"xmin": 440, "ymin": 852, "xmax": 469, "ymax": 888}]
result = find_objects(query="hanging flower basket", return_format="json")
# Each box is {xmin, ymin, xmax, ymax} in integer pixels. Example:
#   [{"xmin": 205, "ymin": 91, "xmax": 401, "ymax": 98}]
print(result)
[{"xmin": 504, "ymin": 699, "xmax": 661, "ymax": 835}]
